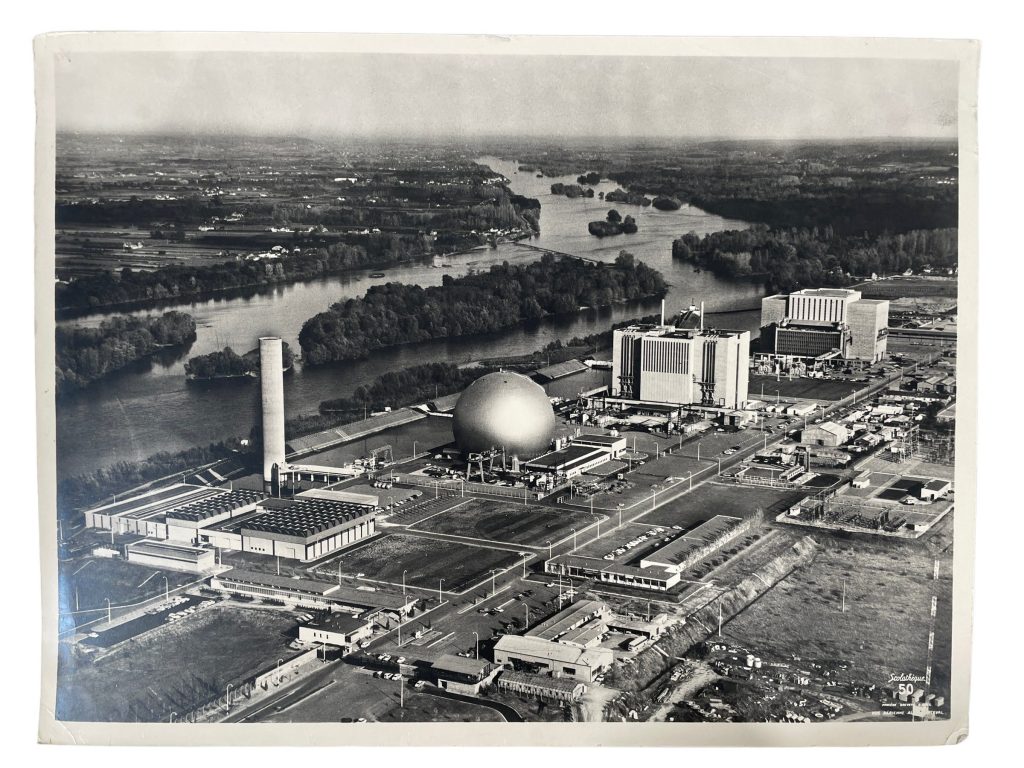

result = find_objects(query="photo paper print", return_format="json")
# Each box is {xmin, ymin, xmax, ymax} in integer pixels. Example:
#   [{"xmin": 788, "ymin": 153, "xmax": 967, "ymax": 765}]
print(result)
[{"xmin": 34, "ymin": 33, "xmax": 978, "ymax": 746}]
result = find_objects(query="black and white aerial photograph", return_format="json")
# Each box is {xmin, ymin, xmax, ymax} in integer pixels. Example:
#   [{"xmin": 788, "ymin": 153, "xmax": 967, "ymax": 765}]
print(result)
[{"xmin": 33, "ymin": 33, "xmax": 978, "ymax": 747}]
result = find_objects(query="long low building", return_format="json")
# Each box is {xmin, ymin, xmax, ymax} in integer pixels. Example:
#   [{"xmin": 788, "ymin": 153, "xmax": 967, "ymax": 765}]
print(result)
[
  {"xmin": 523, "ymin": 445, "xmax": 611, "ymax": 479},
  {"xmin": 84, "ymin": 484, "xmax": 229, "ymax": 539},
  {"xmin": 497, "ymin": 670, "xmax": 586, "ymax": 703},
  {"xmin": 210, "ymin": 568, "xmax": 418, "ymax": 615},
  {"xmin": 546, "ymin": 515, "xmax": 748, "ymax": 589},
  {"xmin": 545, "ymin": 554, "xmax": 681, "ymax": 591},
  {"xmin": 638, "ymin": 516, "xmax": 745, "ymax": 574},
  {"xmin": 125, "ymin": 539, "xmax": 215, "ymax": 574}
]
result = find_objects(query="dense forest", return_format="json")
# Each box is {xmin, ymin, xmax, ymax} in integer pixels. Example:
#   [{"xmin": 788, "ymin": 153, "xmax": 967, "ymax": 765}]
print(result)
[
  {"xmin": 184, "ymin": 342, "xmax": 295, "ymax": 380},
  {"xmin": 589, "ymin": 211, "xmax": 638, "ymax": 238},
  {"xmin": 299, "ymin": 253, "xmax": 666, "ymax": 364},
  {"xmin": 318, "ymin": 362, "xmax": 495, "ymax": 418},
  {"xmin": 605, "ymin": 188, "xmax": 652, "ymax": 207},
  {"xmin": 56, "ymin": 311, "xmax": 196, "ymax": 396},
  {"xmin": 672, "ymin": 225, "xmax": 958, "ymax": 293},
  {"xmin": 550, "ymin": 182, "xmax": 595, "ymax": 199},
  {"xmin": 500, "ymin": 140, "xmax": 959, "ymax": 236}
]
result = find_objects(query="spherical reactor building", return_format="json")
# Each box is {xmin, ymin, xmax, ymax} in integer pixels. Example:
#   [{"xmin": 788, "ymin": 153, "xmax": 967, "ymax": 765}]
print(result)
[{"xmin": 452, "ymin": 371, "xmax": 555, "ymax": 457}]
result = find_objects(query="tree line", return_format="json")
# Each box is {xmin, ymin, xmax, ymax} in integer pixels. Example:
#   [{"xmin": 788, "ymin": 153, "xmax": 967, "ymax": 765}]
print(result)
[
  {"xmin": 56, "ymin": 439, "xmax": 244, "ymax": 519},
  {"xmin": 298, "ymin": 253, "xmax": 667, "ymax": 364},
  {"xmin": 184, "ymin": 342, "xmax": 294, "ymax": 381},
  {"xmin": 56, "ymin": 311, "xmax": 196, "ymax": 396},
  {"xmin": 672, "ymin": 225, "xmax": 958, "ymax": 293}
]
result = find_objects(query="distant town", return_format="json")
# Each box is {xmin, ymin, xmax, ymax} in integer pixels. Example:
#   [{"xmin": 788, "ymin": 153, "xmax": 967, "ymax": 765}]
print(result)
[{"xmin": 55, "ymin": 135, "xmax": 958, "ymax": 725}]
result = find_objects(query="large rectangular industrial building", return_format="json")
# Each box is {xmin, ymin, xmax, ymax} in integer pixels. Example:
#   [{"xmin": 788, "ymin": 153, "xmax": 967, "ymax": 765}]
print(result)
[
  {"xmin": 759, "ymin": 288, "xmax": 889, "ymax": 363},
  {"xmin": 546, "ymin": 515, "xmax": 746, "ymax": 589},
  {"xmin": 612, "ymin": 324, "xmax": 750, "ymax": 409},
  {"xmin": 83, "ymin": 484, "xmax": 379, "ymax": 563}
]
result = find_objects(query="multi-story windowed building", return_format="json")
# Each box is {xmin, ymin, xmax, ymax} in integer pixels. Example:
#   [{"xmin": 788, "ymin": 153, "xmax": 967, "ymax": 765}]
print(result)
[
  {"xmin": 611, "ymin": 323, "xmax": 750, "ymax": 409},
  {"xmin": 759, "ymin": 288, "xmax": 889, "ymax": 363}
]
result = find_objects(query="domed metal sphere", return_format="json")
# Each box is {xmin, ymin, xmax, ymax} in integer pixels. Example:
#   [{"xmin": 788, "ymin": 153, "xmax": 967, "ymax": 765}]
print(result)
[{"xmin": 453, "ymin": 371, "xmax": 555, "ymax": 457}]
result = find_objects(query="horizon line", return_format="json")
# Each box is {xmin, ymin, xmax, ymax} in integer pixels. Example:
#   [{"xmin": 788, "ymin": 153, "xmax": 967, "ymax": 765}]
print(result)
[{"xmin": 55, "ymin": 129, "xmax": 959, "ymax": 144}]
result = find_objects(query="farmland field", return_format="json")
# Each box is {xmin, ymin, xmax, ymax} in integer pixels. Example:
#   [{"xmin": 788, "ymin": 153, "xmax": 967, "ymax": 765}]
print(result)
[
  {"xmin": 59, "ymin": 557, "xmax": 196, "ymax": 628},
  {"xmin": 722, "ymin": 513, "xmax": 955, "ymax": 703},
  {"xmin": 311, "ymin": 532, "xmax": 521, "ymax": 593},
  {"xmin": 56, "ymin": 605, "xmax": 298, "ymax": 721},
  {"xmin": 409, "ymin": 498, "xmax": 600, "ymax": 546}
]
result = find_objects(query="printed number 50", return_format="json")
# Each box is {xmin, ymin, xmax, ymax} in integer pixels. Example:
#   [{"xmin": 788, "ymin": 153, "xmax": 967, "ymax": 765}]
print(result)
[{"xmin": 898, "ymin": 684, "xmax": 915, "ymax": 696}]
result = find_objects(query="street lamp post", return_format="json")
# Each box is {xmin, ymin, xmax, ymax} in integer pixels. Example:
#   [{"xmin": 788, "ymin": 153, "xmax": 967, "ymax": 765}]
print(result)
[
  {"xmin": 402, "ymin": 569, "xmax": 407, "ymax": 596},
  {"xmin": 472, "ymin": 631, "xmax": 479, "ymax": 660},
  {"xmin": 225, "ymin": 683, "xmax": 233, "ymax": 713},
  {"xmin": 162, "ymin": 576, "xmax": 169, "ymax": 603},
  {"xmin": 546, "ymin": 540, "xmax": 552, "ymax": 560},
  {"xmin": 524, "ymin": 604, "xmax": 530, "ymax": 628},
  {"xmin": 571, "ymin": 528, "xmax": 577, "ymax": 551},
  {"xmin": 617, "ymin": 504, "xmax": 623, "ymax": 529},
  {"xmin": 438, "ymin": 578, "xmax": 445, "ymax": 604},
  {"xmin": 104, "ymin": 597, "xmax": 111, "ymax": 624},
  {"xmin": 490, "ymin": 570, "xmax": 497, "ymax": 597}
]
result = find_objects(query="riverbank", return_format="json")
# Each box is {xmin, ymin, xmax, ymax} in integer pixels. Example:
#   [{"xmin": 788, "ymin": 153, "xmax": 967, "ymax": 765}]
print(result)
[{"xmin": 56, "ymin": 157, "xmax": 762, "ymax": 479}]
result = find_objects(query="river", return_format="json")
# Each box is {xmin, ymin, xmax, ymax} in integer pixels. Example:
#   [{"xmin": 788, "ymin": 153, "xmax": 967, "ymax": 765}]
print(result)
[{"xmin": 55, "ymin": 156, "xmax": 763, "ymax": 479}]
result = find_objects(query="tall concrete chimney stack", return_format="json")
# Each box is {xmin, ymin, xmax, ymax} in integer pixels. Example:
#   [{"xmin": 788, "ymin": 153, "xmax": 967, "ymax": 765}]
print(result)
[{"xmin": 260, "ymin": 337, "xmax": 286, "ymax": 487}]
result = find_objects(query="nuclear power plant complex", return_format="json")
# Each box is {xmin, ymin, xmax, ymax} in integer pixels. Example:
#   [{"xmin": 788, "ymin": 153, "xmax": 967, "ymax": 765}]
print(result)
[{"xmin": 66, "ymin": 284, "xmax": 957, "ymax": 727}]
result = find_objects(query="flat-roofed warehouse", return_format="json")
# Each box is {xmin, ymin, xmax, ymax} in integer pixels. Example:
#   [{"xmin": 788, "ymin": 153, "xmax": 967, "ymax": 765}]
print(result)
[
  {"xmin": 126, "ymin": 539, "xmax": 215, "ymax": 573},
  {"xmin": 238, "ymin": 496, "xmax": 377, "ymax": 561},
  {"xmin": 492, "ymin": 634, "xmax": 613, "ymax": 684},
  {"xmin": 523, "ymin": 444, "xmax": 611, "ymax": 479},
  {"xmin": 83, "ymin": 483, "xmax": 229, "ymax": 539},
  {"xmin": 210, "ymin": 568, "xmax": 418, "ymax": 615},
  {"xmin": 198, "ymin": 488, "xmax": 379, "ymax": 561}
]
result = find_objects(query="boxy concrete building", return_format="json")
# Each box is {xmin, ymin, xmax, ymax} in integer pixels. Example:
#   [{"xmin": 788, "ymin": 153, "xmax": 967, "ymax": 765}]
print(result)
[{"xmin": 612, "ymin": 324, "xmax": 750, "ymax": 409}]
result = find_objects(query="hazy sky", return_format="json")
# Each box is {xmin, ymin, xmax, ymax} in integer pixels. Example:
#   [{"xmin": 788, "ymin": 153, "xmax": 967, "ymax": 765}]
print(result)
[{"xmin": 54, "ymin": 52, "xmax": 958, "ymax": 140}]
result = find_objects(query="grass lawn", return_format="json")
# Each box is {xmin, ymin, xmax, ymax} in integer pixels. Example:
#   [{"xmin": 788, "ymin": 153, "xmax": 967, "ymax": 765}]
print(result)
[
  {"xmin": 722, "ymin": 517, "xmax": 954, "ymax": 701},
  {"xmin": 639, "ymin": 482, "xmax": 807, "ymax": 529},
  {"xmin": 310, "ymin": 533, "xmax": 521, "ymax": 593},
  {"xmin": 59, "ymin": 557, "xmax": 196, "ymax": 623},
  {"xmin": 410, "ymin": 498, "xmax": 599, "ymax": 546},
  {"xmin": 56, "ymin": 605, "xmax": 298, "ymax": 722}
]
